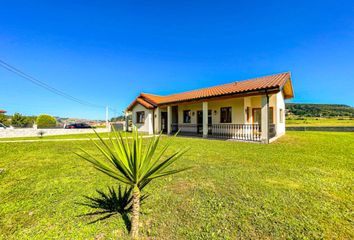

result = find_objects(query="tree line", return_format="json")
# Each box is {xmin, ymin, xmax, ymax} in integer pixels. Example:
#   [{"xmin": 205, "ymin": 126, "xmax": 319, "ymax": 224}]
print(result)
[
  {"xmin": 286, "ymin": 103, "xmax": 354, "ymax": 118},
  {"xmin": 0, "ymin": 113, "xmax": 57, "ymax": 128}
]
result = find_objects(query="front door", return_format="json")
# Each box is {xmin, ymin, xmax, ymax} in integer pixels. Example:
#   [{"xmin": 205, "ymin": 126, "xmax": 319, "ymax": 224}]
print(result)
[
  {"xmin": 197, "ymin": 110, "xmax": 212, "ymax": 134},
  {"xmin": 197, "ymin": 111, "xmax": 203, "ymax": 134},
  {"xmin": 161, "ymin": 112, "xmax": 168, "ymax": 133}
]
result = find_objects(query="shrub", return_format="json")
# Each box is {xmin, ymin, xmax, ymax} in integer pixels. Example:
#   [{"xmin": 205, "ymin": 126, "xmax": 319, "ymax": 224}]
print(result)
[
  {"xmin": 11, "ymin": 113, "xmax": 31, "ymax": 128},
  {"xmin": 37, "ymin": 130, "xmax": 45, "ymax": 138},
  {"xmin": 36, "ymin": 114, "xmax": 57, "ymax": 128},
  {"xmin": 0, "ymin": 114, "xmax": 10, "ymax": 126}
]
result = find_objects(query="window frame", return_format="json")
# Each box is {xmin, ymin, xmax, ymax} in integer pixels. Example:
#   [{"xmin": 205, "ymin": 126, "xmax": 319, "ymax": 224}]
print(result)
[
  {"xmin": 136, "ymin": 111, "xmax": 145, "ymax": 124},
  {"xmin": 220, "ymin": 107, "xmax": 232, "ymax": 123}
]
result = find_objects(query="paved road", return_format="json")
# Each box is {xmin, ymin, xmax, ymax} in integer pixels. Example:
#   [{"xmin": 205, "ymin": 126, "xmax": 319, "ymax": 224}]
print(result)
[{"xmin": 0, "ymin": 135, "xmax": 156, "ymax": 143}]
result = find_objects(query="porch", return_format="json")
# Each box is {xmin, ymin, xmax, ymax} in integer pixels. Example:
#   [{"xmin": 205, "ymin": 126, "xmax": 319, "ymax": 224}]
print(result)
[
  {"xmin": 154, "ymin": 93, "xmax": 284, "ymax": 143},
  {"xmin": 171, "ymin": 123, "xmax": 276, "ymax": 141}
]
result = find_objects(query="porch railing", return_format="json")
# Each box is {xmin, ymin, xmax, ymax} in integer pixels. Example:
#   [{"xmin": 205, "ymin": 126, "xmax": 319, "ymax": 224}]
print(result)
[
  {"xmin": 171, "ymin": 123, "xmax": 262, "ymax": 141},
  {"xmin": 211, "ymin": 124, "xmax": 261, "ymax": 141}
]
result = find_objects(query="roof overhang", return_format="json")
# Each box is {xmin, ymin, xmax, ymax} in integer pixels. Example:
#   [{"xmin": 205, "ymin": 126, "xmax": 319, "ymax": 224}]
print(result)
[
  {"xmin": 126, "ymin": 95, "xmax": 157, "ymax": 111},
  {"xmin": 281, "ymin": 77, "xmax": 294, "ymax": 99},
  {"xmin": 157, "ymin": 87, "xmax": 281, "ymax": 107}
]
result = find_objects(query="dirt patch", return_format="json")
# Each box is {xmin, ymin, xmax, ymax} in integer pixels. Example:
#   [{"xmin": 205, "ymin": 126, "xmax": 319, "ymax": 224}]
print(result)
[{"xmin": 167, "ymin": 180, "xmax": 196, "ymax": 194}]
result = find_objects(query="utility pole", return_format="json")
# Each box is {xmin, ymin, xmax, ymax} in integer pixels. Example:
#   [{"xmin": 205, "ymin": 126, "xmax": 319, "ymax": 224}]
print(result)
[{"xmin": 106, "ymin": 106, "xmax": 109, "ymax": 128}]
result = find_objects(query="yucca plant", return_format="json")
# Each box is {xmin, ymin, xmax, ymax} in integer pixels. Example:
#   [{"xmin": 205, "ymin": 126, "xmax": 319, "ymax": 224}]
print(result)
[{"xmin": 76, "ymin": 129, "xmax": 189, "ymax": 239}]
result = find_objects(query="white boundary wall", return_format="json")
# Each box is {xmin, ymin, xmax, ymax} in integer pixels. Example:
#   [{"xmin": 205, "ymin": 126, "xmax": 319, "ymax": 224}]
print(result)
[{"xmin": 0, "ymin": 128, "xmax": 109, "ymax": 138}]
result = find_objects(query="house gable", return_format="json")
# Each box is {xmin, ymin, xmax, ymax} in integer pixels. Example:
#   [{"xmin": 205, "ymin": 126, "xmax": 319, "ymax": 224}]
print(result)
[{"xmin": 126, "ymin": 95, "xmax": 156, "ymax": 111}]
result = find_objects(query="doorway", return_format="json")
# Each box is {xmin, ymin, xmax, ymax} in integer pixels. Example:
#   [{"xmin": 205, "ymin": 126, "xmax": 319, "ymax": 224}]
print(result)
[
  {"xmin": 197, "ymin": 111, "xmax": 203, "ymax": 134},
  {"xmin": 161, "ymin": 112, "xmax": 167, "ymax": 133},
  {"xmin": 197, "ymin": 110, "xmax": 212, "ymax": 134}
]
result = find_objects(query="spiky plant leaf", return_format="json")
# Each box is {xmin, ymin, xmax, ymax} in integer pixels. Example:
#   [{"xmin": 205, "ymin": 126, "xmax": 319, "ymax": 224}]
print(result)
[{"xmin": 77, "ymin": 128, "xmax": 190, "ymax": 188}]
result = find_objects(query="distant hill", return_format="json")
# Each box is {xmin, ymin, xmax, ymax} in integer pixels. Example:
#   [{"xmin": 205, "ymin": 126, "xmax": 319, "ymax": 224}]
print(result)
[{"xmin": 286, "ymin": 103, "xmax": 354, "ymax": 117}]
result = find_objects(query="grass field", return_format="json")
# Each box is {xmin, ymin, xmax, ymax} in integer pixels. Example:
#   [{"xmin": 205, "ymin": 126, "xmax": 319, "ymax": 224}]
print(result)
[
  {"xmin": 286, "ymin": 117, "xmax": 354, "ymax": 126},
  {"xmin": 0, "ymin": 131, "xmax": 353, "ymax": 239}
]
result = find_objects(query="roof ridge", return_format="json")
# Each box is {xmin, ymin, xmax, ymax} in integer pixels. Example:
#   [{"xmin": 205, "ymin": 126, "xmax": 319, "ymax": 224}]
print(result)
[
  {"xmin": 163, "ymin": 72, "xmax": 290, "ymax": 98},
  {"xmin": 141, "ymin": 92, "xmax": 162, "ymax": 97}
]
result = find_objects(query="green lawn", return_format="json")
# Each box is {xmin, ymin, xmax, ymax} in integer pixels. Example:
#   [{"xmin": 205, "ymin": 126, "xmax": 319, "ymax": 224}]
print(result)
[
  {"xmin": 0, "ymin": 132, "xmax": 353, "ymax": 239},
  {"xmin": 286, "ymin": 117, "xmax": 354, "ymax": 126}
]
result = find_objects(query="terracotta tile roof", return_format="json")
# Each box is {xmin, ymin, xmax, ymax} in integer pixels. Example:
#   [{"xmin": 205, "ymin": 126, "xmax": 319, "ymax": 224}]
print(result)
[
  {"xmin": 0, "ymin": 109, "xmax": 6, "ymax": 114},
  {"xmin": 127, "ymin": 96, "xmax": 156, "ymax": 110},
  {"xmin": 127, "ymin": 72, "xmax": 293, "ymax": 110},
  {"xmin": 136, "ymin": 97, "xmax": 155, "ymax": 109}
]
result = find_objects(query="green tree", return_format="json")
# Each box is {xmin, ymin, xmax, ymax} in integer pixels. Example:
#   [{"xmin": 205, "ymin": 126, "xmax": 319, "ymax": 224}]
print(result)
[
  {"xmin": 110, "ymin": 115, "xmax": 125, "ymax": 122},
  {"xmin": 36, "ymin": 114, "xmax": 57, "ymax": 128},
  {"xmin": 0, "ymin": 113, "xmax": 9, "ymax": 126},
  {"xmin": 76, "ymin": 129, "xmax": 189, "ymax": 239},
  {"xmin": 11, "ymin": 113, "xmax": 29, "ymax": 128}
]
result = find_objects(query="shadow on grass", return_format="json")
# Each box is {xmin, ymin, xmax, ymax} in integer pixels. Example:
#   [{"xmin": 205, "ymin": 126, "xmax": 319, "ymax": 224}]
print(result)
[{"xmin": 76, "ymin": 185, "xmax": 147, "ymax": 232}]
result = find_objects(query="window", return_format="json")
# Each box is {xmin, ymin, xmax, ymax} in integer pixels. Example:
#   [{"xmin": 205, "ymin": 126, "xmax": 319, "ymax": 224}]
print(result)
[
  {"xmin": 220, "ymin": 107, "xmax": 232, "ymax": 123},
  {"xmin": 279, "ymin": 109, "xmax": 284, "ymax": 123},
  {"xmin": 269, "ymin": 107, "xmax": 274, "ymax": 124},
  {"xmin": 183, "ymin": 110, "xmax": 191, "ymax": 123},
  {"xmin": 136, "ymin": 111, "xmax": 145, "ymax": 123}
]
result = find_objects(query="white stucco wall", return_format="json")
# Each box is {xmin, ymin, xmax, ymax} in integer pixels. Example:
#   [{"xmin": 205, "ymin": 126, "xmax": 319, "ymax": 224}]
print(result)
[
  {"xmin": 274, "ymin": 91, "xmax": 286, "ymax": 136},
  {"xmin": 131, "ymin": 104, "xmax": 154, "ymax": 134}
]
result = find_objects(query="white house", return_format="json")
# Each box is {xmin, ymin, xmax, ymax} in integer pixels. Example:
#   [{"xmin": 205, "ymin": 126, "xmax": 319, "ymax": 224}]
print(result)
[{"xmin": 125, "ymin": 72, "xmax": 294, "ymax": 143}]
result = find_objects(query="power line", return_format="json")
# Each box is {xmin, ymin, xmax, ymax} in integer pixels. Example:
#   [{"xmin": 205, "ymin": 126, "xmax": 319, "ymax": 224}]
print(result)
[{"xmin": 0, "ymin": 59, "xmax": 107, "ymax": 109}]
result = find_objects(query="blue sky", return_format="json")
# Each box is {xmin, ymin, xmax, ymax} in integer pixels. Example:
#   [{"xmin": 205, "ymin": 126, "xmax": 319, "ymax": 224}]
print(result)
[{"xmin": 0, "ymin": 0, "xmax": 353, "ymax": 119}]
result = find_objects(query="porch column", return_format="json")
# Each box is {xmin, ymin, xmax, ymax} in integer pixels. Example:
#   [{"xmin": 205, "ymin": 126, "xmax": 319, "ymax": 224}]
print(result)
[
  {"xmin": 148, "ymin": 112, "xmax": 154, "ymax": 135},
  {"xmin": 261, "ymin": 94, "xmax": 269, "ymax": 144},
  {"xmin": 202, "ymin": 102, "xmax": 208, "ymax": 138},
  {"xmin": 167, "ymin": 106, "xmax": 172, "ymax": 135},
  {"xmin": 155, "ymin": 107, "xmax": 161, "ymax": 134}
]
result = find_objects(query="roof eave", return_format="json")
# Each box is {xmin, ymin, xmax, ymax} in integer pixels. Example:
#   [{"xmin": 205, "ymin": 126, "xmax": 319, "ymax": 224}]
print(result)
[
  {"xmin": 279, "ymin": 77, "xmax": 294, "ymax": 99},
  {"xmin": 126, "ymin": 97, "xmax": 157, "ymax": 112},
  {"xmin": 157, "ymin": 87, "xmax": 281, "ymax": 106}
]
